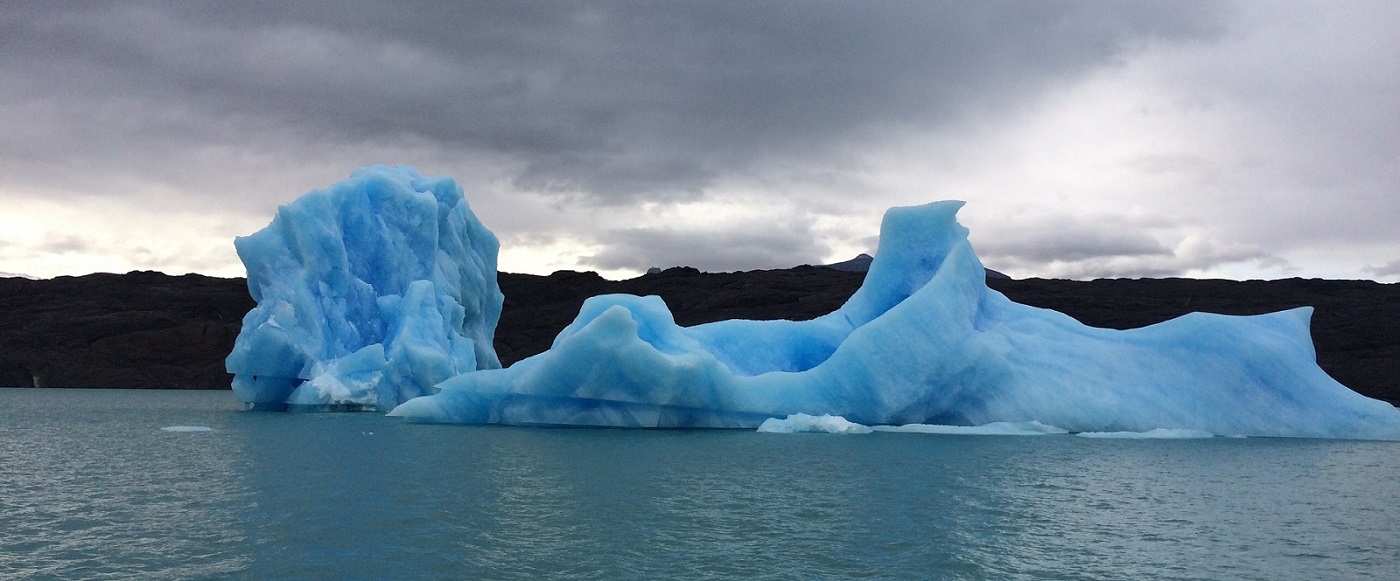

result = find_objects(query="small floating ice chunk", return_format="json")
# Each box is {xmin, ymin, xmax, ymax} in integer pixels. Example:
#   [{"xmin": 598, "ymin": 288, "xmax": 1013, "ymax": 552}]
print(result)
[
  {"xmin": 161, "ymin": 425, "xmax": 213, "ymax": 432},
  {"xmin": 872, "ymin": 421, "xmax": 1068, "ymax": 436},
  {"xmin": 1076, "ymin": 428, "xmax": 1215, "ymax": 439},
  {"xmin": 758, "ymin": 413, "xmax": 872, "ymax": 434}
]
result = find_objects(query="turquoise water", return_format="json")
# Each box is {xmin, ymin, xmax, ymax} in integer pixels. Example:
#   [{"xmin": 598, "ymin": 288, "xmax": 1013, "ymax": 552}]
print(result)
[{"xmin": 1, "ymin": 389, "xmax": 1397, "ymax": 580}]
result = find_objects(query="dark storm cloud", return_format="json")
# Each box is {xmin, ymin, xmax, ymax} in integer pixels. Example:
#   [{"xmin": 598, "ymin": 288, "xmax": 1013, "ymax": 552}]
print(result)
[{"xmin": 1, "ymin": 1, "xmax": 1228, "ymax": 203}]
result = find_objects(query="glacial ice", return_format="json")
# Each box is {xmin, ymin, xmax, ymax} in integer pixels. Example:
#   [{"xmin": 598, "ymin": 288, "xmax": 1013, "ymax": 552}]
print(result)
[
  {"xmin": 1076, "ymin": 429, "xmax": 1217, "ymax": 439},
  {"xmin": 873, "ymin": 421, "xmax": 1068, "ymax": 436},
  {"xmin": 224, "ymin": 165, "xmax": 1400, "ymax": 438},
  {"xmin": 758, "ymin": 414, "xmax": 873, "ymax": 434},
  {"xmin": 226, "ymin": 165, "xmax": 503, "ymax": 411},
  {"xmin": 755, "ymin": 414, "xmax": 1067, "ymax": 436},
  {"xmin": 388, "ymin": 199, "xmax": 1400, "ymax": 439}
]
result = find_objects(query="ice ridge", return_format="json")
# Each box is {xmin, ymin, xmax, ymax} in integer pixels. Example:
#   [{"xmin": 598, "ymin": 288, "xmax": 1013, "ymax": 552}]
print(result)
[{"xmin": 386, "ymin": 199, "xmax": 1400, "ymax": 440}]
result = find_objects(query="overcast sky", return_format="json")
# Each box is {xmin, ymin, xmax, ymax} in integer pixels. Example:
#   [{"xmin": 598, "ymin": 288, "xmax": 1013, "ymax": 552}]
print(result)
[{"xmin": 2, "ymin": 1, "xmax": 1398, "ymax": 281}]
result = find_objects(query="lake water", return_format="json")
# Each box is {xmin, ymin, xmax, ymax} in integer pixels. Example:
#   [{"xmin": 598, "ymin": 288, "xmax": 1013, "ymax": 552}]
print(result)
[{"xmin": 2, "ymin": 388, "xmax": 1397, "ymax": 580}]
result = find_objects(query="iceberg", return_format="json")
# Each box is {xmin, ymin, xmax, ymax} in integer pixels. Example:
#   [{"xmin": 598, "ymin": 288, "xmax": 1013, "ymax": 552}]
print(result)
[
  {"xmin": 160, "ymin": 425, "xmax": 214, "ymax": 433},
  {"xmin": 226, "ymin": 165, "xmax": 503, "ymax": 411},
  {"xmin": 758, "ymin": 414, "xmax": 874, "ymax": 434},
  {"xmin": 754, "ymin": 415, "xmax": 1067, "ymax": 436},
  {"xmin": 871, "ymin": 421, "xmax": 1068, "ymax": 436},
  {"xmin": 389, "ymin": 199, "xmax": 1400, "ymax": 439},
  {"xmin": 1076, "ymin": 429, "xmax": 1217, "ymax": 439}
]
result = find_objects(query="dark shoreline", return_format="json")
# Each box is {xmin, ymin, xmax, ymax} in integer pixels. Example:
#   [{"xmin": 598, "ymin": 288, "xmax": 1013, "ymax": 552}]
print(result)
[{"xmin": 3, "ymin": 269, "xmax": 1396, "ymax": 406}]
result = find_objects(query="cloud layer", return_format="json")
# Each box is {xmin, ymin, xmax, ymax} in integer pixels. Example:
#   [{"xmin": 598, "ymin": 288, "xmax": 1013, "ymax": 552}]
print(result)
[{"xmin": 2, "ymin": 1, "xmax": 1397, "ymax": 281}]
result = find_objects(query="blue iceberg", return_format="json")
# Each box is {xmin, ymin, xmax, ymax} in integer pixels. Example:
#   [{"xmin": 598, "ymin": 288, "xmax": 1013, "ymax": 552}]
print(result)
[
  {"xmin": 388, "ymin": 199, "xmax": 1400, "ymax": 439},
  {"xmin": 226, "ymin": 165, "xmax": 503, "ymax": 411},
  {"xmin": 225, "ymin": 166, "xmax": 1400, "ymax": 438}
]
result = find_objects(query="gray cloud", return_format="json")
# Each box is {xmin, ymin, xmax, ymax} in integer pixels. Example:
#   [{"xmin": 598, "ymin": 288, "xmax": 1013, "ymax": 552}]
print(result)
[
  {"xmin": 36, "ymin": 235, "xmax": 91, "ymax": 256},
  {"xmin": 4, "ymin": 1, "xmax": 1397, "ymax": 282},
  {"xmin": 581, "ymin": 219, "xmax": 830, "ymax": 273},
  {"xmin": 1368, "ymin": 259, "xmax": 1400, "ymax": 278},
  {"xmin": 978, "ymin": 228, "xmax": 1171, "ymax": 264},
  {"xmin": 973, "ymin": 213, "xmax": 1279, "ymax": 279},
  {"xmin": 1, "ymin": 1, "xmax": 1227, "ymax": 204}
]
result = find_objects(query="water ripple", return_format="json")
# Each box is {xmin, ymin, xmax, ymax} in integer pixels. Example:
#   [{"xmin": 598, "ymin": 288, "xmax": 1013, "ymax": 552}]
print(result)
[{"xmin": 3, "ymin": 389, "xmax": 1398, "ymax": 580}]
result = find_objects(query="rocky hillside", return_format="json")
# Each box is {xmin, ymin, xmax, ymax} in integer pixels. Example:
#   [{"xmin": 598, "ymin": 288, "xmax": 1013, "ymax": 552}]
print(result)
[
  {"xmin": 0, "ymin": 272, "xmax": 252, "ymax": 389},
  {"xmin": 2, "ymin": 270, "xmax": 1396, "ymax": 405}
]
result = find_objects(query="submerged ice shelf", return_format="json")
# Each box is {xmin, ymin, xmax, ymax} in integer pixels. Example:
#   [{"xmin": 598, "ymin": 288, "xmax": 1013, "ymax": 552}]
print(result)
[
  {"xmin": 228, "ymin": 166, "xmax": 1400, "ymax": 439},
  {"xmin": 753, "ymin": 413, "xmax": 1215, "ymax": 438}
]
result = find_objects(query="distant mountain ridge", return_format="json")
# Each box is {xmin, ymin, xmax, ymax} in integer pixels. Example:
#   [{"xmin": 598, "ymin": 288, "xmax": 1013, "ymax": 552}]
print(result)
[
  {"xmin": 822, "ymin": 254, "xmax": 874, "ymax": 272},
  {"xmin": 1, "ymin": 270, "xmax": 1396, "ymax": 406},
  {"xmin": 821, "ymin": 253, "xmax": 1009, "ymax": 279}
]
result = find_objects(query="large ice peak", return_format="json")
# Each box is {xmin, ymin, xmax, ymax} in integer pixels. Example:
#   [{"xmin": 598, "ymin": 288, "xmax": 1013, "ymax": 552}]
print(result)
[
  {"xmin": 226, "ymin": 165, "xmax": 503, "ymax": 411},
  {"xmin": 390, "ymin": 200, "xmax": 1400, "ymax": 439}
]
